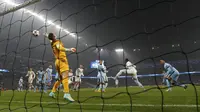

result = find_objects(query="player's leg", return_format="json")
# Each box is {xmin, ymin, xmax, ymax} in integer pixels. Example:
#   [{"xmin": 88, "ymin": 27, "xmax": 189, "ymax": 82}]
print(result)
[
  {"xmin": 129, "ymin": 69, "xmax": 145, "ymax": 90},
  {"xmin": 132, "ymin": 76, "xmax": 144, "ymax": 89},
  {"xmin": 115, "ymin": 69, "xmax": 127, "ymax": 78},
  {"xmin": 49, "ymin": 80, "xmax": 61, "ymax": 98},
  {"xmin": 98, "ymin": 74, "xmax": 105, "ymax": 92},
  {"xmin": 104, "ymin": 75, "xmax": 108, "ymax": 91},
  {"xmin": 21, "ymin": 84, "xmax": 23, "ymax": 91},
  {"xmin": 164, "ymin": 78, "xmax": 172, "ymax": 91},
  {"xmin": 34, "ymin": 83, "xmax": 38, "ymax": 92},
  {"xmin": 171, "ymin": 73, "xmax": 187, "ymax": 89},
  {"xmin": 75, "ymin": 82, "xmax": 80, "ymax": 91},
  {"xmin": 95, "ymin": 75, "xmax": 100, "ymax": 92},
  {"xmin": 28, "ymin": 79, "xmax": 33, "ymax": 91},
  {"xmin": 18, "ymin": 84, "xmax": 20, "ymax": 91},
  {"xmin": 61, "ymin": 71, "xmax": 75, "ymax": 101},
  {"xmin": 42, "ymin": 81, "xmax": 47, "ymax": 93},
  {"xmin": 115, "ymin": 79, "xmax": 119, "ymax": 88}
]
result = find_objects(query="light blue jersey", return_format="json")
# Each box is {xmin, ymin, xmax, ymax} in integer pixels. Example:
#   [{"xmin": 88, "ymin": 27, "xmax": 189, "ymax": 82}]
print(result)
[
  {"xmin": 37, "ymin": 70, "xmax": 46, "ymax": 83},
  {"xmin": 97, "ymin": 64, "xmax": 106, "ymax": 83},
  {"xmin": 164, "ymin": 63, "xmax": 179, "ymax": 81},
  {"xmin": 35, "ymin": 70, "xmax": 46, "ymax": 93},
  {"xmin": 46, "ymin": 68, "xmax": 52, "ymax": 80}
]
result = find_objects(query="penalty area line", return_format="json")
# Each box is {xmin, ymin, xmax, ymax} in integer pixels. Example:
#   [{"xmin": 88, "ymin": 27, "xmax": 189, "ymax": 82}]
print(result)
[{"xmin": 0, "ymin": 101, "xmax": 198, "ymax": 107}]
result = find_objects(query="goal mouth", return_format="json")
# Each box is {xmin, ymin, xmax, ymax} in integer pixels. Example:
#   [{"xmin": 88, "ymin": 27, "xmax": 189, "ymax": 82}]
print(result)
[{"xmin": 0, "ymin": 0, "xmax": 41, "ymax": 16}]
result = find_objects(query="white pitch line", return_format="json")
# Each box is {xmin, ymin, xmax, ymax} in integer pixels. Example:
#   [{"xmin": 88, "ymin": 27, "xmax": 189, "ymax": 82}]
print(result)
[{"xmin": 0, "ymin": 101, "xmax": 198, "ymax": 107}]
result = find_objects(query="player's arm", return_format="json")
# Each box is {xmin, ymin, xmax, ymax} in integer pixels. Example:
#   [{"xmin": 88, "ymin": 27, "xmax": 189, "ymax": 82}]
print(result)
[
  {"xmin": 55, "ymin": 43, "xmax": 76, "ymax": 52},
  {"xmin": 43, "ymin": 33, "xmax": 53, "ymax": 43},
  {"xmin": 33, "ymin": 71, "xmax": 36, "ymax": 79}
]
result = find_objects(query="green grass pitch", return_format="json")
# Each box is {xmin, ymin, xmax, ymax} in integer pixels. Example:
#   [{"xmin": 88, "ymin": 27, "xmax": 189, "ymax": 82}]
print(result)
[{"xmin": 0, "ymin": 85, "xmax": 199, "ymax": 112}]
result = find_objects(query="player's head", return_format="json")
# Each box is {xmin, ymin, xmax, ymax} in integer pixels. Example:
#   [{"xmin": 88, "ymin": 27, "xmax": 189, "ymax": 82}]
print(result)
[
  {"xmin": 125, "ymin": 58, "xmax": 129, "ymax": 63},
  {"xmin": 69, "ymin": 69, "xmax": 73, "ymax": 72},
  {"xmin": 40, "ymin": 67, "xmax": 43, "ymax": 71},
  {"xmin": 80, "ymin": 64, "xmax": 83, "ymax": 68},
  {"xmin": 29, "ymin": 68, "xmax": 32, "ymax": 71},
  {"xmin": 99, "ymin": 60, "xmax": 103, "ymax": 65},
  {"xmin": 20, "ymin": 76, "xmax": 23, "ymax": 79},
  {"xmin": 48, "ymin": 33, "xmax": 56, "ymax": 41},
  {"xmin": 49, "ymin": 65, "xmax": 52, "ymax": 69},
  {"xmin": 160, "ymin": 60, "xmax": 165, "ymax": 64}
]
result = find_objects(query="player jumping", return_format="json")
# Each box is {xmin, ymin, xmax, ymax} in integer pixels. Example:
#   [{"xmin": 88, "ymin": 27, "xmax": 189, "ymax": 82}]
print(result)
[
  {"xmin": 114, "ymin": 58, "xmax": 145, "ymax": 90},
  {"xmin": 47, "ymin": 33, "xmax": 76, "ymax": 102},
  {"xmin": 160, "ymin": 60, "xmax": 187, "ymax": 91}
]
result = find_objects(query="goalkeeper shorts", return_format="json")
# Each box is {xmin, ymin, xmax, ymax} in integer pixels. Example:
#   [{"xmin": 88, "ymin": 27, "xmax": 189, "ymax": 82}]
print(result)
[{"xmin": 55, "ymin": 59, "xmax": 69, "ymax": 74}]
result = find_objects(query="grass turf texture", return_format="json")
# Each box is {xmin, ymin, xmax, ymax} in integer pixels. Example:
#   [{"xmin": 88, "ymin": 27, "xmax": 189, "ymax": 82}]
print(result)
[{"xmin": 0, "ymin": 85, "xmax": 199, "ymax": 112}]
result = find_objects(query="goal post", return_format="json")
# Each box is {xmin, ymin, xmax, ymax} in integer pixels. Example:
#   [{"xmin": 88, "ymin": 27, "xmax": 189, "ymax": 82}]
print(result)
[{"xmin": 0, "ymin": 0, "xmax": 41, "ymax": 16}]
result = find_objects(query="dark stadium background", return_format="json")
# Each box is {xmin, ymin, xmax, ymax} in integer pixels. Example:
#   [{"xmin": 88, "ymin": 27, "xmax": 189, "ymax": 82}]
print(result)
[{"xmin": 0, "ymin": 0, "xmax": 200, "ymax": 89}]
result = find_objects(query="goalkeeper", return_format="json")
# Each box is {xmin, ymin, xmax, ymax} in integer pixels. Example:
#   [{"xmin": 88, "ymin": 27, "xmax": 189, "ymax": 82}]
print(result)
[{"xmin": 46, "ymin": 33, "xmax": 76, "ymax": 102}]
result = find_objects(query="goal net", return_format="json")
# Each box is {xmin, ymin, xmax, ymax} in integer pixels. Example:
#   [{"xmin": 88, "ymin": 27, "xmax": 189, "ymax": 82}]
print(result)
[{"xmin": 0, "ymin": 0, "xmax": 199, "ymax": 112}]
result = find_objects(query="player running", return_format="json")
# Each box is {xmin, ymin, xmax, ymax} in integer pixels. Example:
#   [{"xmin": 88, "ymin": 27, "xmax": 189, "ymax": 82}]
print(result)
[
  {"xmin": 74, "ymin": 65, "xmax": 84, "ymax": 91},
  {"xmin": 114, "ymin": 58, "xmax": 145, "ymax": 90},
  {"xmin": 26, "ymin": 68, "xmax": 36, "ymax": 91},
  {"xmin": 47, "ymin": 33, "xmax": 76, "ymax": 102},
  {"xmin": 160, "ymin": 60, "xmax": 187, "ymax": 91}
]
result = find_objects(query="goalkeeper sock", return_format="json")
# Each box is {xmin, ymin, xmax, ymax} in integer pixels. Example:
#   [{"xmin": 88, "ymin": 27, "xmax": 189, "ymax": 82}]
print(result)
[
  {"xmin": 62, "ymin": 78, "xmax": 69, "ymax": 93},
  {"xmin": 52, "ymin": 80, "xmax": 61, "ymax": 92}
]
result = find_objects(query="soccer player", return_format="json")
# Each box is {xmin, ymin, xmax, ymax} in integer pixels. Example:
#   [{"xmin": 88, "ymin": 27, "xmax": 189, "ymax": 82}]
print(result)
[
  {"xmin": 115, "ymin": 78, "xmax": 119, "ymax": 88},
  {"xmin": 34, "ymin": 67, "xmax": 46, "ymax": 93},
  {"xmin": 47, "ymin": 33, "xmax": 76, "ymax": 102},
  {"xmin": 18, "ymin": 77, "xmax": 23, "ymax": 92},
  {"xmin": 74, "ymin": 65, "xmax": 84, "ymax": 91},
  {"xmin": 26, "ymin": 68, "xmax": 36, "ymax": 91},
  {"xmin": 103, "ymin": 62, "xmax": 108, "ymax": 91},
  {"xmin": 160, "ymin": 60, "xmax": 187, "ymax": 91},
  {"xmin": 96, "ymin": 60, "xmax": 107, "ymax": 92},
  {"xmin": 114, "ymin": 58, "xmax": 145, "ymax": 90},
  {"xmin": 112, "ymin": 77, "xmax": 119, "ymax": 88},
  {"xmin": 162, "ymin": 71, "xmax": 172, "ymax": 91},
  {"xmin": 68, "ymin": 69, "xmax": 74, "ymax": 90},
  {"xmin": 46, "ymin": 65, "xmax": 53, "ymax": 89}
]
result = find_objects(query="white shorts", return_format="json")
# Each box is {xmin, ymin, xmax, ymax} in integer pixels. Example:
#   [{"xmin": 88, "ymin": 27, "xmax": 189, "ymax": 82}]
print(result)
[
  {"xmin": 28, "ymin": 78, "xmax": 34, "ymax": 84},
  {"xmin": 75, "ymin": 77, "xmax": 81, "ymax": 82}
]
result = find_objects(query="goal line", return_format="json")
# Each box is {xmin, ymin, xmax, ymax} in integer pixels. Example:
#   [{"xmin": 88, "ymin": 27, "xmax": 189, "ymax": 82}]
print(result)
[{"xmin": 0, "ymin": 101, "xmax": 198, "ymax": 108}]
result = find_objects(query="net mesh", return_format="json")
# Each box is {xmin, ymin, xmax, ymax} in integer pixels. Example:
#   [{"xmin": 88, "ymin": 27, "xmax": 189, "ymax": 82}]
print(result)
[{"xmin": 0, "ymin": 0, "xmax": 199, "ymax": 112}]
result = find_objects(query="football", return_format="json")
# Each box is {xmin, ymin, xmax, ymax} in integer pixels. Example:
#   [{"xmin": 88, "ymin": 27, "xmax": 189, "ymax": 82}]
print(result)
[{"xmin": 32, "ymin": 30, "xmax": 40, "ymax": 37}]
